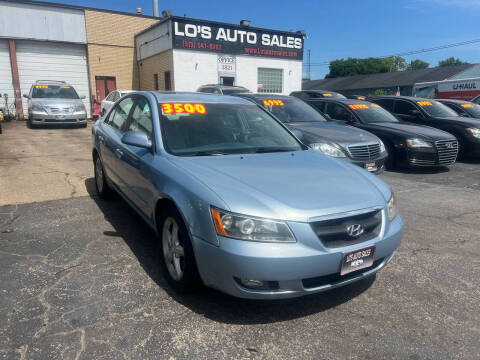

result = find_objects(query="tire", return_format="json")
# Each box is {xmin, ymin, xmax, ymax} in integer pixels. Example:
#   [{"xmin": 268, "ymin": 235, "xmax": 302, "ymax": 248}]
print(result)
[
  {"xmin": 27, "ymin": 117, "xmax": 35, "ymax": 129},
  {"xmin": 79, "ymin": 122, "xmax": 87, "ymax": 128},
  {"xmin": 94, "ymin": 154, "xmax": 112, "ymax": 198},
  {"xmin": 158, "ymin": 205, "xmax": 201, "ymax": 293}
]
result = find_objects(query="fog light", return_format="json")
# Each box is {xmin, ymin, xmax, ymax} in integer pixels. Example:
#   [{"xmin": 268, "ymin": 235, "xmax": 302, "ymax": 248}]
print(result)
[{"xmin": 235, "ymin": 278, "xmax": 279, "ymax": 290}]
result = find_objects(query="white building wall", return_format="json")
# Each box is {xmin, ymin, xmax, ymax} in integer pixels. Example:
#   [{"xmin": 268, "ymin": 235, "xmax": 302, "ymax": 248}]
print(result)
[
  {"xmin": 0, "ymin": 1, "xmax": 86, "ymax": 44},
  {"xmin": 172, "ymin": 49, "xmax": 302, "ymax": 94},
  {"xmin": 0, "ymin": 39, "xmax": 14, "ymax": 109}
]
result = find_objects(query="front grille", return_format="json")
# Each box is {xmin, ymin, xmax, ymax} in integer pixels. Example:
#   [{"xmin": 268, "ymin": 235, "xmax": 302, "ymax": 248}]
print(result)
[
  {"xmin": 409, "ymin": 158, "xmax": 436, "ymax": 166},
  {"xmin": 310, "ymin": 209, "xmax": 382, "ymax": 248},
  {"xmin": 435, "ymin": 140, "xmax": 458, "ymax": 165},
  {"xmin": 44, "ymin": 119, "xmax": 76, "ymax": 123},
  {"xmin": 47, "ymin": 107, "xmax": 72, "ymax": 115},
  {"xmin": 302, "ymin": 256, "xmax": 386, "ymax": 289},
  {"xmin": 347, "ymin": 143, "xmax": 381, "ymax": 160}
]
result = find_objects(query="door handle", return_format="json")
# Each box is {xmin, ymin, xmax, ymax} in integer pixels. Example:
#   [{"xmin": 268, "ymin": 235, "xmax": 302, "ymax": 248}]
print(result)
[{"xmin": 115, "ymin": 149, "xmax": 123, "ymax": 158}]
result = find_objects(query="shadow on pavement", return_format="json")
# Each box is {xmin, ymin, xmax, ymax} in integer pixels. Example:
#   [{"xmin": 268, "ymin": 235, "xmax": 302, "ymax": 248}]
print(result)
[
  {"xmin": 85, "ymin": 177, "xmax": 375, "ymax": 325},
  {"xmin": 386, "ymin": 165, "xmax": 450, "ymax": 175}
]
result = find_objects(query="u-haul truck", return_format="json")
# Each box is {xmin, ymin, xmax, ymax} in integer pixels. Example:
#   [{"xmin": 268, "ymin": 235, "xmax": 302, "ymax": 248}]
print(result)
[{"xmin": 413, "ymin": 77, "xmax": 480, "ymax": 101}]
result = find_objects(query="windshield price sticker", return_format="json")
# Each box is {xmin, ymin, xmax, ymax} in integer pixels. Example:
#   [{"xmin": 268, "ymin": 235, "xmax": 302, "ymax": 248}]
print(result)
[
  {"xmin": 357, "ymin": 96, "xmax": 366, "ymax": 100},
  {"xmin": 417, "ymin": 101, "xmax": 433, "ymax": 106},
  {"xmin": 161, "ymin": 103, "xmax": 207, "ymax": 115},
  {"xmin": 263, "ymin": 99, "xmax": 285, "ymax": 106},
  {"xmin": 461, "ymin": 103, "xmax": 474, "ymax": 108},
  {"xmin": 349, "ymin": 104, "xmax": 369, "ymax": 110},
  {"xmin": 35, "ymin": 85, "xmax": 48, "ymax": 89},
  {"xmin": 60, "ymin": 86, "xmax": 70, "ymax": 89},
  {"xmin": 323, "ymin": 93, "xmax": 333, "ymax": 97},
  {"xmin": 371, "ymin": 104, "xmax": 381, "ymax": 108}
]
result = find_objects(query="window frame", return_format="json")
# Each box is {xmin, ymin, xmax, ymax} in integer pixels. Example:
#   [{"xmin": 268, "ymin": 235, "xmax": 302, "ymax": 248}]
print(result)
[
  {"xmin": 105, "ymin": 95, "xmax": 136, "ymax": 133},
  {"xmin": 164, "ymin": 71, "xmax": 171, "ymax": 91},
  {"xmin": 325, "ymin": 102, "xmax": 357, "ymax": 123},
  {"xmin": 125, "ymin": 95, "xmax": 156, "ymax": 152},
  {"xmin": 393, "ymin": 99, "xmax": 424, "ymax": 117},
  {"xmin": 154, "ymin": 74, "xmax": 159, "ymax": 91}
]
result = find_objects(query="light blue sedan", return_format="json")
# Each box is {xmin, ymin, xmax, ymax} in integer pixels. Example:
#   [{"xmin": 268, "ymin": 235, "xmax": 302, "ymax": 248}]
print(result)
[{"xmin": 92, "ymin": 92, "xmax": 403, "ymax": 299}]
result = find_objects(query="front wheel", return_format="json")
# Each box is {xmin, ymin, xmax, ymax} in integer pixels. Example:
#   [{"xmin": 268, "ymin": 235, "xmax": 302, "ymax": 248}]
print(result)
[
  {"xmin": 158, "ymin": 206, "xmax": 201, "ymax": 293},
  {"xmin": 94, "ymin": 154, "xmax": 111, "ymax": 198}
]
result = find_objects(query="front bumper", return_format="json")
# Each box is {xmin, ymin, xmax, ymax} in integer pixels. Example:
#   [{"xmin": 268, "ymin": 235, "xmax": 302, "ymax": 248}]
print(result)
[
  {"xmin": 345, "ymin": 153, "xmax": 388, "ymax": 174},
  {"xmin": 193, "ymin": 212, "xmax": 403, "ymax": 299},
  {"xmin": 30, "ymin": 111, "xmax": 87, "ymax": 125}
]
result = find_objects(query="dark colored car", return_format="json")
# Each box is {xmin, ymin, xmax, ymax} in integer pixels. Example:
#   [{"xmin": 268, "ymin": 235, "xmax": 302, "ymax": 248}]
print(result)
[
  {"xmin": 306, "ymin": 98, "xmax": 459, "ymax": 169},
  {"xmin": 472, "ymin": 95, "xmax": 480, "ymax": 105},
  {"xmin": 368, "ymin": 96, "xmax": 480, "ymax": 158},
  {"xmin": 345, "ymin": 95, "xmax": 367, "ymax": 101},
  {"xmin": 197, "ymin": 84, "xmax": 251, "ymax": 95},
  {"xmin": 436, "ymin": 99, "xmax": 480, "ymax": 119},
  {"xmin": 290, "ymin": 90, "xmax": 346, "ymax": 100},
  {"xmin": 236, "ymin": 94, "xmax": 388, "ymax": 174}
]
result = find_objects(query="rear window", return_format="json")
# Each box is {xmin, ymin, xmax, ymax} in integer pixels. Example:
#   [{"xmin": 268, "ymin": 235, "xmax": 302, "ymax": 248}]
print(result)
[{"xmin": 32, "ymin": 85, "xmax": 79, "ymax": 99}]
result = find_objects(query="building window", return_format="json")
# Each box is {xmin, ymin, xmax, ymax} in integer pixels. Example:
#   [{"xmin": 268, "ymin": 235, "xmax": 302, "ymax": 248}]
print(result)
[
  {"xmin": 154, "ymin": 73, "xmax": 159, "ymax": 90},
  {"xmin": 258, "ymin": 68, "xmax": 283, "ymax": 93},
  {"xmin": 164, "ymin": 71, "xmax": 171, "ymax": 91}
]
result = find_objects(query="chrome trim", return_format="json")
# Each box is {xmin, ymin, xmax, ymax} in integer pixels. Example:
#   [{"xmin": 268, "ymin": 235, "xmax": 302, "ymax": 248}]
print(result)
[{"xmin": 308, "ymin": 206, "xmax": 384, "ymax": 223}]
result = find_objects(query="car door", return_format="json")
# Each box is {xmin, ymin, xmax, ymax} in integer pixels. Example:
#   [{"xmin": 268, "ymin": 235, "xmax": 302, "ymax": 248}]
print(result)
[
  {"xmin": 115, "ymin": 95, "xmax": 156, "ymax": 216},
  {"xmin": 101, "ymin": 96, "xmax": 135, "ymax": 187},
  {"xmin": 393, "ymin": 100, "xmax": 427, "ymax": 125}
]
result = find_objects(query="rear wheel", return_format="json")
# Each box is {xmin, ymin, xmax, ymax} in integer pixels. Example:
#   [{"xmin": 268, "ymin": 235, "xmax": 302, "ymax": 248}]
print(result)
[
  {"xmin": 94, "ymin": 154, "xmax": 111, "ymax": 198},
  {"xmin": 158, "ymin": 206, "xmax": 201, "ymax": 293}
]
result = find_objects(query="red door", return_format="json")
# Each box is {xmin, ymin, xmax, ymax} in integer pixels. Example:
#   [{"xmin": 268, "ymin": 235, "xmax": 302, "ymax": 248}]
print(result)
[{"xmin": 95, "ymin": 76, "xmax": 117, "ymax": 102}]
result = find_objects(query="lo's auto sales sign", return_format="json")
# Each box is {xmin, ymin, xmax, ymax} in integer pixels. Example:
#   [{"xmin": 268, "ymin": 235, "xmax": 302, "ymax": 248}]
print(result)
[{"xmin": 172, "ymin": 18, "xmax": 304, "ymax": 60}]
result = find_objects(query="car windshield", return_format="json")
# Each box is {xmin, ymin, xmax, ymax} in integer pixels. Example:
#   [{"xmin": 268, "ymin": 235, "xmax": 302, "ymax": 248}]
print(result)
[
  {"xmin": 32, "ymin": 85, "xmax": 79, "ymax": 99},
  {"xmin": 416, "ymin": 100, "xmax": 459, "ymax": 117},
  {"xmin": 222, "ymin": 88, "xmax": 250, "ymax": 95},
  {"xmin": 349, "ymin": 103, "xmax": 399, "ymax": 123},
  {"xmin": 159, "ymin": 103, "xmax": 302, "ymax": 156},
  {"xmin": 459, "ymin": 103, "xmax": 480, "ymax": 118},
  {"xmin": 260, "ymin": 97, "xmax": 327, "ymax": 123}
]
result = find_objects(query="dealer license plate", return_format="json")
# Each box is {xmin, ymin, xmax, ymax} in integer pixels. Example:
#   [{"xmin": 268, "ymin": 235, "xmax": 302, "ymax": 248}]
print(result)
[
  {"xmin": 365, "ymin": 161, "xmax": 377, "ymax": 172},
  {"xmin": 56, "ymin": 115, "xmax": 65, "ymax": 119},
  {"xmin": 340, "ymin": 246, "xmax": 375, "ymax": 275}
]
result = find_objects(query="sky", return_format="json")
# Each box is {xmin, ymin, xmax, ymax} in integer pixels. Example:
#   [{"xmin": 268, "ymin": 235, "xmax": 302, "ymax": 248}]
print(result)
[{"xmin": 37, "ymin": 0, "xmax": 480, "ymax": 79}]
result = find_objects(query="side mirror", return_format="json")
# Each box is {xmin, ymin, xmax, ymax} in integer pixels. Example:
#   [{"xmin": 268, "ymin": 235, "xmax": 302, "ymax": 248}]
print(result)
[
  {"xmin": 409, "ymin": 109, "xmax": 420, "ymax": 116},
  {"xmin": 121, "ymin": 131, "xmax": 152, "ymax": 150},
  {"xmin": 23, "ymin": 94, "xmax": 29, "ymax": 99},
  {"xmin": 80, "ymin": 95, "xmax": 86, "ymax": 100}
]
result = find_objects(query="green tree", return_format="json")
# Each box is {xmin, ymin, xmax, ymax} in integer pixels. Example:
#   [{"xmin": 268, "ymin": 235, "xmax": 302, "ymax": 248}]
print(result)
[
  {"xmin": 438, "ymin": 57, "xmax": 469, "ymax": 67},
  {"xmin": 326, "ymin": 56, "xmax": 407, "ymax": 78},
  {"xmin": 407, "ymin": 59, "xmax": 429, "ymax": 70}
]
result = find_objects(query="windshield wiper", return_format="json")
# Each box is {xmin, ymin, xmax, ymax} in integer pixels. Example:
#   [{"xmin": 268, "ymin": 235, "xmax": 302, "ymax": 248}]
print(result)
[
  {"xmin": 250, "ymin": 147, "xmax": 299, "ymax": 153},
  {"xmin": 182, "ymin": 150, "xmax": 229, "ymax": 156}
]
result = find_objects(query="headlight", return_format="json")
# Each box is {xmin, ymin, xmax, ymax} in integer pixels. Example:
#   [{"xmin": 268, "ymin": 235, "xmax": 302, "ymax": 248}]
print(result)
[
  {"xmin": 466, "ymin": 128, "xmax": 480, "ymax": 138},
  {"xmin": 75, "ymin": 104, "xmax": 86, "ymax": 112},
  {"xmin": 31, "ymin": 104, "xmax": 46, "ymax": 113},
  {"xmin": 387, "ymin": 193, "xmax": 398, "ymax": 221},
  {"xmin": 406, "ymin": 138, "xmax": 432, "ymax": 148},
  {"xmin": 210, "ymin": 207, "xmax": 296, "ymax": 242},
  {"xmin": 310, "ymin": 143, "xmax": 346, "ymax": 157},
  {"xmin": 379, "ymin": 140, "xmax": 386, "ymax": 153}
]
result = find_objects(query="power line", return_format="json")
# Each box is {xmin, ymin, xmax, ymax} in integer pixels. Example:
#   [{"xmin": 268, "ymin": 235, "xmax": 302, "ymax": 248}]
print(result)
[{"xmin": 304, "ymin": 37, "xmax": 480, "ymax": 67}]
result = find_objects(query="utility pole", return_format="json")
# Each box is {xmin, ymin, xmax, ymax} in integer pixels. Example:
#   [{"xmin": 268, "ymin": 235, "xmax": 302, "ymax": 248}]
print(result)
[{"xmin": 307, "ymin": 49, "xmax": 311, "ymax": 80}]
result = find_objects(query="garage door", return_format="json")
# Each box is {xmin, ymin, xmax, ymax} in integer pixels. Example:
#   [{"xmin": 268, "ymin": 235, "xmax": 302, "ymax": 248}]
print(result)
[
  {"xmin": 16, "ymin": 40, "xmax": 91, "ymax": 117},
  {"xmin": 0, "ymin": 39, "xmax": 14, "ymax": 115}
]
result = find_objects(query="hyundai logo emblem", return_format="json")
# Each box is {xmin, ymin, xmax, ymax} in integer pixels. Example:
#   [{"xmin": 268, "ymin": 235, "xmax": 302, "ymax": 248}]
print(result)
[{"xmin": 346, "ymin": 224, "xmax": 364, "ymax": 237}]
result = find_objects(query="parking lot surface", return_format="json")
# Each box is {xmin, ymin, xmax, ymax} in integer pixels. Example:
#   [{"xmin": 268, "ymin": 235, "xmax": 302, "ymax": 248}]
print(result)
[{"xmin": 0, "ymin": 122, "xmax": 479, "ymax": 359}]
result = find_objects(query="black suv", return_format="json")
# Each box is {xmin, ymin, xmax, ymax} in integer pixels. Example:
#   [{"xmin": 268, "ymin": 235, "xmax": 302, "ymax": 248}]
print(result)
[
  {"xmin": 196, "ymin": 85, "xmax": 251, "ymax": 95},
  {"xmin": 369, "ymin": 96, "xmax": 480, "ymax": 158},
  {"xmin": 306, "ymin": 98, "xmax": 459, "ymax": 169}
]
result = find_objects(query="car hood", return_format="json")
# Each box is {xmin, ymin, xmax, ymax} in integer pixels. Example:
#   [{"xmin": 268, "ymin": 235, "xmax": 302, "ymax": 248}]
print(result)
[
  {"xmin": 433, "ymin": 116, "xmax": 480, "ymax": 127},
  {"xmin": 168, "ymin": 150, "xmax": 388, "ymax": 222},
  {"xmin": 287, "ymin": 122, "xmax": 379, "ymax": 146},
  {"xmin": 369, "ymin": 121, "xmax": 456, "ymax": 140}
]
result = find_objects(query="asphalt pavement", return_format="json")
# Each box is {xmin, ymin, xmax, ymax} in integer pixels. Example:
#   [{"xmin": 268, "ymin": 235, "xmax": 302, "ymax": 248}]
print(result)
[{"xmin": 0, "ymin": 122, "xmax": 479, "ymax": 359}]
